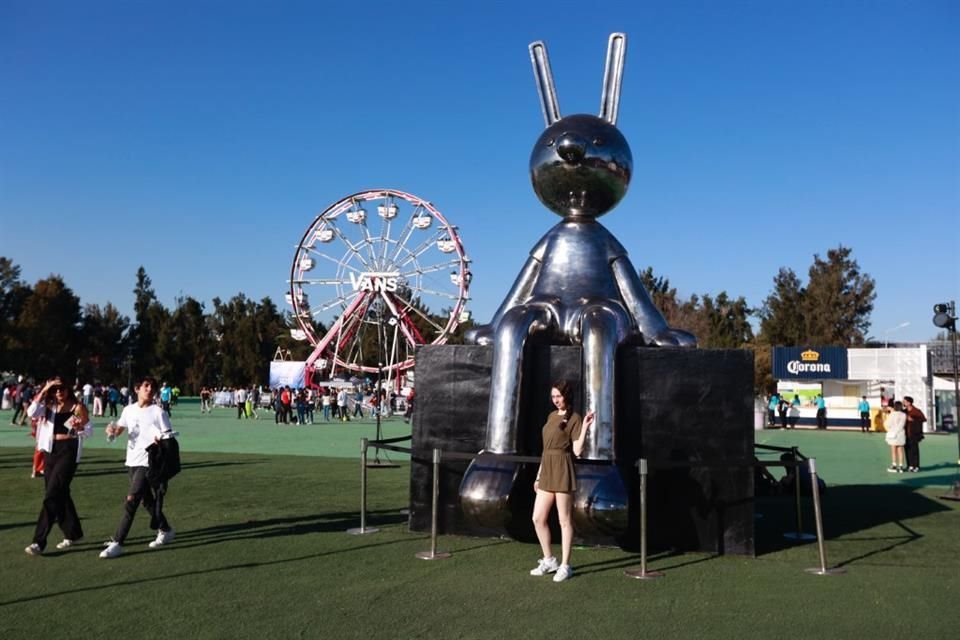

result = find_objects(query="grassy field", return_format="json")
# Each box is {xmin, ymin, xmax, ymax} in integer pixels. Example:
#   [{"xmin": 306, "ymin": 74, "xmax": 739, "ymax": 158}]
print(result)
[{"xmin": 1, "ymin": 400, "xmax": 958, "ymax": 639}]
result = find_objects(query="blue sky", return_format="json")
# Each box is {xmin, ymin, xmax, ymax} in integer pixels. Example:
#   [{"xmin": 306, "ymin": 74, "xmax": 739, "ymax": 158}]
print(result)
[{"xmin": 1, "ymin": 0, "xmax": 957, "ymax": 344}]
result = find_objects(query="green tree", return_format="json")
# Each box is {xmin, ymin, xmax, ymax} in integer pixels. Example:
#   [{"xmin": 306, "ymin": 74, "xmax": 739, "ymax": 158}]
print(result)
[
  {"xmin": 803, "ymin": 246, "xmax": 876, "ymax": 345},
  {"xmin": 14, "ymin": 276, "xmax": 82, "ymax": 380},
  {"xmin": 0, "ymin": 257, "xmax": 32, "ymax": 372},
  {"xmin": 79, "ymin": 303, "xmax": 130, "ymax": 383},
  {"xmin": 210, "ymin": 294, "xmax": 288, "ymax": 387},
  {"xmin": 757, "ymin": 268, "xmax": 806, "ymax": 345},
  {"xmin": 758, "ymin": 246, "xmax": 875, "ymax": 347},
  {"xmin": 154, "ymin": 296, "xmax": 215, "ymax": 394},
  {"xmin": 128, "ymin": 267, "xmax": 169, "ymax": 379}
]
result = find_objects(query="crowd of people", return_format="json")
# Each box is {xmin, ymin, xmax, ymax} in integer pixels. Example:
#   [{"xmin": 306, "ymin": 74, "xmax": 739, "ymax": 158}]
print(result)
[
  {"xmin": 764, "ymin": 388, "xmax": 928, "ymax": 474},
  {"xmin": 190, "ymin": 383, "xmax": 415, "ymax": 425}
]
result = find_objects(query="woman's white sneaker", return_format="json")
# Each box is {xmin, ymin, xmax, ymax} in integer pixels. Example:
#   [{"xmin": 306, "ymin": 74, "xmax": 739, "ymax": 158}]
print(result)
[
  {"xmin": 530, "ymin": 556, "xmax": 559, "ymax": 576},
  {"xmin": 553, "ymin": 564, "xmax": 573, "ymax": 582}
]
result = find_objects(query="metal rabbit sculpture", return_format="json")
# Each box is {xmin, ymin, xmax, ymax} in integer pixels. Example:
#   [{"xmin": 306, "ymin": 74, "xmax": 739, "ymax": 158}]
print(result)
[{"xmin": 459, "ymin": 33, "xmax": 696, "ymax": 536}]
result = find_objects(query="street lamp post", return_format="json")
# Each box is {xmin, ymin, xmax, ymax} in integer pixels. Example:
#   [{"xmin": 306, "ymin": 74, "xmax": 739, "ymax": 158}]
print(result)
[
  {"xmin": 884, "ymin": 321, "xmax": 910, "ymax": 348},
  {"xmin": 933, "ymin": 301, "xmax": 960, "ymax": 500}
]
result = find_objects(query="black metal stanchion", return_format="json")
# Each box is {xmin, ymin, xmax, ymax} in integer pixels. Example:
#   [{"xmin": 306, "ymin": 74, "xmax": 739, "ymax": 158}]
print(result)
[
  {"xmin": 804, "ymin": 458, "xmax": 845, "ymax": 576},
  {"xmin": 348, "ymin": 437, "xmax": 379, "ymax": 535},
  {"xmin": 784, "ymin": 446, "xmax": 815, "ymax": 541},
  {"xmin": 416, "ymin": 448, "xmax": 451, "ymax": 560},
  {"xmin": 625, "ymin": 458, "xmax": 663, "ymax": 580}
]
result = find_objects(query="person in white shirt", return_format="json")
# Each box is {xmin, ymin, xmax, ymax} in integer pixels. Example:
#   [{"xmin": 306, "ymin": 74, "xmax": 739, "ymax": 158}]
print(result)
[
  {"xmin": 100, "ymin": 376, "xmax": 176, "ymax": 559},
  {"xmin": 235, "ymin": 387, "xmax": 247, "ymax": 419},
  {"xmin": 337, "ymin": 388, "xmax": 351, "ymax": 422},
  {"xmin": 82, "ymin": 382, "xmax": 94, "ymax": 407}
]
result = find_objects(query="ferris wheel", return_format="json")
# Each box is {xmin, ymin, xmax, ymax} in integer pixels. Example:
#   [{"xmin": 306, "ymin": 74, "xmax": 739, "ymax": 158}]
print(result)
[{"xmin": 288, "ymin": 189, "xmax": 471, "ymax": 382}]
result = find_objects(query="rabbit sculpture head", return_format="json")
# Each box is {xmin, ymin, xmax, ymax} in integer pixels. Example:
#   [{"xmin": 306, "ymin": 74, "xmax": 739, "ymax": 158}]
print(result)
[{"xmin": 529, "ymin": 34, "xmax": 632, "ymax": 220}]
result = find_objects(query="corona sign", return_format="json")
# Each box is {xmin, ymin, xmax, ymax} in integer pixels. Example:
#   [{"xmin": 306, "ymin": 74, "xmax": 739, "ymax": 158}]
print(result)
[{"xmin": 773, "ymin": 346, "xmax": 848, "ymax": 379}]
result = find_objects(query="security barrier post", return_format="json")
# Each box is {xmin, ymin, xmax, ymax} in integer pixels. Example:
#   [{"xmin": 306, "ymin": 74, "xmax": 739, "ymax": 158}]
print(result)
[
  {"xmin": 804, "ymin": 457, "xmax": 845, "ymax": 576},
  {"xmin": 625, "ymin": 458, "xmax": 663, "ymax": 580},
  {"xmin": 416, "ymin": 448, "xmax": 451, "ymax": 559},
  {"xmin": 783, "ymin": 446, "xmax": 815, "ymax": 541},
  {"xmin": 348, "ymin": 437, "xmax": 379, "ymax": 535}
]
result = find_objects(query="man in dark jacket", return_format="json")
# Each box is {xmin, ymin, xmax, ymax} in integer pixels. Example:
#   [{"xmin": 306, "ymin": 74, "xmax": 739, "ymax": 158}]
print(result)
[{"xmin": 903, "ymin": 396, "xmax": 926, "ymax": 472}]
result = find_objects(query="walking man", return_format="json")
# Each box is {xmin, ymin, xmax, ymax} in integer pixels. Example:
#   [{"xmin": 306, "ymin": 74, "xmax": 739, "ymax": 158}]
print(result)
[{"xmin": 100, "ymin": 376, "xmax": 176, "ymax": 558}]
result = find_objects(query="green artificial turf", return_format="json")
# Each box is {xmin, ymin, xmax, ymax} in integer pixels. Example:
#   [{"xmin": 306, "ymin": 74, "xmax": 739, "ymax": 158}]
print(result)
[{"xmin": 1, "ymin": 403, "xmax": 958, "ymax": 639}]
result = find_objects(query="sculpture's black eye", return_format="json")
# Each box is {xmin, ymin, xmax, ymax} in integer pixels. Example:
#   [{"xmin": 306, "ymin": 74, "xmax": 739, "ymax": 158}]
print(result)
[
  {"xmin": 593, "ymin": 138, "xmax": 604, "ymax": 146},
  {"xmin": 546, "ymin": 138, "xmax": 555, "ymax": 147}
]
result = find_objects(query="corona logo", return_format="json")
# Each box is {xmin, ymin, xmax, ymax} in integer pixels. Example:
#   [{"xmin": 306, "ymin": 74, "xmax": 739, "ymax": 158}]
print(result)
[
  {"xmin": 349, "ymin": 271, "xmax": 400, "ymax": 293},
  {"xmin": 801, "ymin": 349, "xmax": 819, "ymax": 362}
]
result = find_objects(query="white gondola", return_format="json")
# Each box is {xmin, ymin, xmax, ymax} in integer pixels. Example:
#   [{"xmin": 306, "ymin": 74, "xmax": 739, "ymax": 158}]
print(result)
[
  {"xmin": 458, "ymin": 310, "xmax": 471, "ymax": 323},
  {"xmin": 299, "ymin": 257, "xmax": 314, "ymax": 271},
  {"xmin": 286, "ymin": 289, "xmax": 307, "ymax": 306},
  {"xmin": 450, "ymin": 271, "xmax": 473, "ymax": 287},
  {"xmin": 413, "ymin": 214, "xmax": 432, "ymax": 229},
  {"xmin": 346, "ymin": 208, "xmax": 366, "ymax": 223},
  {"xmin": 437, "ymin": 237, "xmax": 456, "ymax": 253},
  {"xmin": 315, "ymin": 227, "xmax": 335, "ymax": 242},
  {"xmin": 450, "ymin": 271, "xmax": 472, "ymax": 286},
  {"xmin": 377, "ymin": 203, "xmax": 398, "ymax": 219},
  {"xmin": 290, "ymin": 328, "xmax": 308, "ymax": 341}
]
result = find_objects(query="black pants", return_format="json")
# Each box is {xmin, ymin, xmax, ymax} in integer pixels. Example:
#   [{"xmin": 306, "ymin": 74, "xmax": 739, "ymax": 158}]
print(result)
[
  {"xmin": 860, "ymin": 411, "xmax": 870, "ymax": 432},
  {"xmin": 109, "ymin": 401, "xmax": 118, "ymax": 417},
  {"xmin": 33, "ymin": 439, "xmax": 83, "ymax": 549},
  {"xmin": 905, "ymin": 438, "xmax": 921, "ymax": 469},
  {"xmin": 816, "ymin": 409, "xmax": 827, "ymax": 429},
  {"xmin": 112, "ymin": 467, "xmax": 170, "ymax": 543}
]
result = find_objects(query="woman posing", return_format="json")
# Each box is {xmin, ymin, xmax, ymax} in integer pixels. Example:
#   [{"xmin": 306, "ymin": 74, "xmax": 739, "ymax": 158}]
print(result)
[
  {"xmin": 24, "ymin": 378, "xmax": 91, "ymax": 555},
  {"xmin": 530, "ymin": 381, "xmax": 594, "ymax": 582},
  {"xmin": 884, "ymin": 401, "xmax": 907, "ymax": 473}
]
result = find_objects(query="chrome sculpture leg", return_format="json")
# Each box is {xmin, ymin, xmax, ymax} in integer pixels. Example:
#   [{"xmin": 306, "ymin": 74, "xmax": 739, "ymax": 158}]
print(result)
[
  {"xmin": 580, "ymin": 302, "xmax": 629, "ymax": 460},
  {"xmin": 461, "ymin": 305, "xmax": 552, "ymax": 530},
  {"xmin": 575, "ymin": 303, "xmax": 629, "ymax": 536},
  {"xmin": 485, "ymin": 305, "xmax": 552, "ymax": 454},
  {"xmin": 459, "ymin": 456, "xmax": 522, "ymax": 530}
]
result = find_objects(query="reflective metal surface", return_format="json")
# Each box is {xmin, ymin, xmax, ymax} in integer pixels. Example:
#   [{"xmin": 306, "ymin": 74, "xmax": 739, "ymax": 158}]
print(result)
[
  {"xmin": 459, "ymin": 456, "xmax": 520, "ymax": 531},
  {"xmin": 530, "ymin": 114, "xmax": 632, "ymax": 219},
  {"xmin": 460, "ymin": 33, "xmax": 695, "ymax": 539},
  {"xmin": 571, "ymin": 463, "xmax": 629, "ymax": 536}
]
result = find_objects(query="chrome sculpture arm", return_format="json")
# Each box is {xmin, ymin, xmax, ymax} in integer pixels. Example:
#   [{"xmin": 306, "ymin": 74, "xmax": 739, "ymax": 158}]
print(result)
[
  {"xmin": 611, "ymin": 257, "xmax": 697, "ymax": 347},
  {"xmin": 465, "ymin": 254, "xmax": 541, "ymax": 345}
]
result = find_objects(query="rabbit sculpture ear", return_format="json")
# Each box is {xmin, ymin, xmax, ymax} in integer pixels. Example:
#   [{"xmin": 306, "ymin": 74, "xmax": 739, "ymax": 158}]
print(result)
[
  {"xmin": 529, "ymin": 40, "xmax": 561, "ymax": 127},
  {"xmin": 599, "ymin": 33, "xmax": 626, "ymax": 125}
]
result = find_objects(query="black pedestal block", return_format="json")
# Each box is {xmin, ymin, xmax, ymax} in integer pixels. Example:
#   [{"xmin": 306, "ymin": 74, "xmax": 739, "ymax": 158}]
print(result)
[{"xmin": 409, "ymin": 345, "xmax": 755, "ymax": 555}]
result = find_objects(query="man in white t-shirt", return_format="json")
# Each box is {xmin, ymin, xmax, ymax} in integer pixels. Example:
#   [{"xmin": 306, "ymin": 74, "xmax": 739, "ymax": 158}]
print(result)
[
  {"xmin": 100, "ymin": 376, "xmax": 176, "ymax": 559},
  {"xmin": 235, "ymin": 387, "xmax": 247, "ymax": 419}
]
